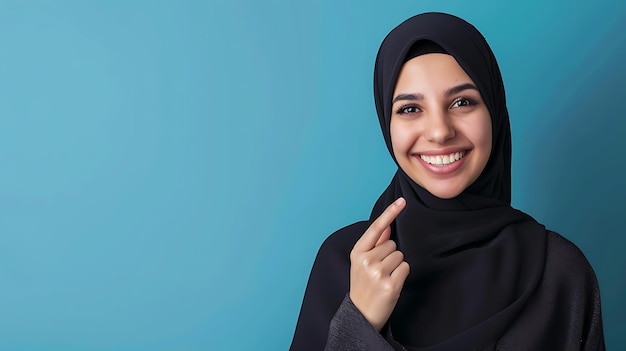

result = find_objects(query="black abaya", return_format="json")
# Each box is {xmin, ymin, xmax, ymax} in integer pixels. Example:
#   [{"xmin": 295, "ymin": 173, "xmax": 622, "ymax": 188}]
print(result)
[{"xmin": 291, "ymin": 222, "xmax": 603, "ymax": 350}]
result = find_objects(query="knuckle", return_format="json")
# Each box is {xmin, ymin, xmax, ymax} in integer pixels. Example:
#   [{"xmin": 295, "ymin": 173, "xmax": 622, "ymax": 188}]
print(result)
[
  {"xmin": 381, "ymin": 280, "xmax": 396, "ymax": 293},
  {"xmin": 370, "ymin": 267, "xmax": 383, "ymax": 280}
]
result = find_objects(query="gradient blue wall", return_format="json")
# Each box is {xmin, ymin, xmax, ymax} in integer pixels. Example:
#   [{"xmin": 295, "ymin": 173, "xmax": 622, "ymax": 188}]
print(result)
[{"xmin": 0, "ymin": 1, "xmax": 624, "ymax": 350}]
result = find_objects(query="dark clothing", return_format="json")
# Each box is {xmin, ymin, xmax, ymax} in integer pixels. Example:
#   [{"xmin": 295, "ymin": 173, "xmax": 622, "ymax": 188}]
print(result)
[
  {"xmin": 291, "ymin": 222, "xmax": 604, "ymax": 350},
  {"xmin": 290, "ymin": 12, "xmax": 605, "ymax": 350}
]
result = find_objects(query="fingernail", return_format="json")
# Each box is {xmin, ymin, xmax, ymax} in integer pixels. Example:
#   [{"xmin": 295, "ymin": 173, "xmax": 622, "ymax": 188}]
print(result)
[{"xmin": 394, "ymin": 197, "xmax": 405, "ymax": 207}]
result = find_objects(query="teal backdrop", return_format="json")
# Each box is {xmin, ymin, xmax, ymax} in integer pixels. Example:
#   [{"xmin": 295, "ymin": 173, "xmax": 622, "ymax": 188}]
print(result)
[{"xmin": 0, "ymin": 1, "xmax": 624, "ymax": 350}]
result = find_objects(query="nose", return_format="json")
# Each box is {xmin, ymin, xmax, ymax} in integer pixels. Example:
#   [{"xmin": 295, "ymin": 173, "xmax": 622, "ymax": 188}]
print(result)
[{"xmin": 424, "ymin": 110, "xmax": 455, "ymax": 144}]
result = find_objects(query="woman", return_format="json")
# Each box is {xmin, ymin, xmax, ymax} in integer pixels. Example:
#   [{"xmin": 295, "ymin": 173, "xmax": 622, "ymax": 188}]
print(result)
[{"xmin": 290, "ymin": 12, "xmax": 604, "ymax": 350}]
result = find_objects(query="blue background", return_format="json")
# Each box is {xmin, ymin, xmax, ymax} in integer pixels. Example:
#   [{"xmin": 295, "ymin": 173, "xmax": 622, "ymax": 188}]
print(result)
[{"xmin": 0, "ymin": 1, "xmax": 624, "ymax": 350}]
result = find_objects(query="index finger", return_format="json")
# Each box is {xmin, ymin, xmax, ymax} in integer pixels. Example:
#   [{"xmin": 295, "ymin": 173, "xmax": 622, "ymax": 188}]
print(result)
[{"xmin": 353, "ymin": 197, "xmax": 405, "ymax": 252}]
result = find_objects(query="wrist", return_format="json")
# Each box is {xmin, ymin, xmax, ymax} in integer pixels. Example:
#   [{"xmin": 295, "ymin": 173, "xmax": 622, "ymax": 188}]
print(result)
[{"xmin": 348, "ymin": 292, "xmax": 386, "ymax": 332}]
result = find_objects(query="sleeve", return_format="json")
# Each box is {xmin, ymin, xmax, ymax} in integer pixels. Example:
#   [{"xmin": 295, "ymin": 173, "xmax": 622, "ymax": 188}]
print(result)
[{"xmin": 325, "ymin": 295, "xmax": 405, "ymax": 351}]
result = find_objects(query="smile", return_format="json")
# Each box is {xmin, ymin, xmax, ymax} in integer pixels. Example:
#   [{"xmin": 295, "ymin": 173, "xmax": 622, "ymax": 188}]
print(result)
[{"xmin": 419, "ymin": 151, "xmax": 466, "ymax": 166}]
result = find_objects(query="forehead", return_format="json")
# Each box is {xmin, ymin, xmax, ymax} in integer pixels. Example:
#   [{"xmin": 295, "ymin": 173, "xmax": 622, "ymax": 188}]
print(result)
[{"xmin": 394, "ymin": 53, "xmax": 474, "ymax": 93}]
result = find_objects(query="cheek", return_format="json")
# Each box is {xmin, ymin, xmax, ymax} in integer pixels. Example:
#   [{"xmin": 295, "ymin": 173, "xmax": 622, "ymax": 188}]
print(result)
[
  {"xmin": 474, "ymin": 114, "xmax": 493, "ymax": 161},
  {"xmin": 390, "ymin": 121, "xmax": 410, "ymax": 157},
  {"xmin": 481, "ymin": 117, "xmax": 493, "ymax": 151}
]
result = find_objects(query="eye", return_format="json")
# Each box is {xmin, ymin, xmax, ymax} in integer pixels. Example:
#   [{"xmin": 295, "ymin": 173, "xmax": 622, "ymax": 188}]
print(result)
[
  {"xmin": 395, "ymin": 104, "xmax": 421, "ymax": 115},
  {"xmin": 450, "ymin": 97, "xmax": 475, "ymax": 109}
]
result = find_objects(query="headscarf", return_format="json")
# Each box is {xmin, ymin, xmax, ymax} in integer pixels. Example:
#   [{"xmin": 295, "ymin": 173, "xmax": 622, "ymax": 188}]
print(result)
[{"xmin": 369, "ymin": 12, "xmax": 548, "ymax": 349}]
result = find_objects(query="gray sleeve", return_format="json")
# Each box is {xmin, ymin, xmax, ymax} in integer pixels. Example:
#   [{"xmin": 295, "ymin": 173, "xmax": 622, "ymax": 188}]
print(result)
[{"xmin": 324, "ymin": 294, "xmax": 405, "ymax": 351}]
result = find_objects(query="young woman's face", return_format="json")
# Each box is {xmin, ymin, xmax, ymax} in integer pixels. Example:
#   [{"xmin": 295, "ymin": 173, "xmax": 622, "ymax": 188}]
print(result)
[{"xmin": 390, "ymin": 53, "xmax": 492, "ymax": 199}]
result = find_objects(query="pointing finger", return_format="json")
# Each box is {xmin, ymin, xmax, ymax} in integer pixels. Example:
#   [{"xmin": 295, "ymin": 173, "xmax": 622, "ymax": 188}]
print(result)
[{"xmin": 353, "ymin": 197, "xmax": 405, "ymax": 252}]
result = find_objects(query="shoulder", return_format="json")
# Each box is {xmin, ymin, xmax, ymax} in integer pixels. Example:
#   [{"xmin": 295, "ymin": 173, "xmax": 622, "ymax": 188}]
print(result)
[
  {"xmin": 306, "ymin": 221, "xmax": 370, "ymax": 290},
  {"xmin": 540, "ymin": 231, "xmax": 603, "ymax": 330},
  {"xmin": 497, "ymin": 230, "xmax": 605, "ymax": 349},
  {"xmin": 317, "ymin": 221, "xmax": 370, "ymax": 258},
  {"xmin": 290, "ymin": 222, "xmax": 370, "ymax": 351},
  {"xmin": 306, "ymin": 221, "xmax": 370, "ymax": 285},
  {"xmin": 544, "ymin": 231, "xmax": 600, "ymax": 288}
]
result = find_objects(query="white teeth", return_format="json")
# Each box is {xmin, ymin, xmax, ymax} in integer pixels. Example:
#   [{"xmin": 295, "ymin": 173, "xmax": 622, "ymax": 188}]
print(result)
[{"xmin": 420, "ymin": 151, "xmax": 466, "ymax": 166}]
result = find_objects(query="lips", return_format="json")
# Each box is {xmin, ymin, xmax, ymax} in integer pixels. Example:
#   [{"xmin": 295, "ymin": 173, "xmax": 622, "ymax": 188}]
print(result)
[{"xmin": 419, "ymin": 151, "xmax": 466, "ymax": 166}]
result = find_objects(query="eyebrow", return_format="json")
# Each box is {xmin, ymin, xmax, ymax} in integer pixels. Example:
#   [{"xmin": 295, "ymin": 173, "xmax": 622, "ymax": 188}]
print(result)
[{"xmin": 391, "ymin": 83, "xmax": 479, "ymax": 105}]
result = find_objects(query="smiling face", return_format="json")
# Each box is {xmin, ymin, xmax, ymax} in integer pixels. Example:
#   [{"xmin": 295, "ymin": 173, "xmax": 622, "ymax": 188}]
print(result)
[{"xmin": 390, "ymin": 53, "xmax": 492, "ymax": 199}]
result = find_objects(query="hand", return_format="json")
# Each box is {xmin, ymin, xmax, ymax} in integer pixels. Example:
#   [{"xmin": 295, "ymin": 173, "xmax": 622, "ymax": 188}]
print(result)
[{"xmin": 349, "ymin": 197, "xmax": 410, "ymax": 332}]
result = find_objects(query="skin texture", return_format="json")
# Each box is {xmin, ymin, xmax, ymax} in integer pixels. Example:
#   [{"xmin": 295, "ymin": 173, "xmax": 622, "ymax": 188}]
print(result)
[
  {"xmin": 349, "ymin": 54, "xmax": 492, "ymax": 332},
  {"xmin": 390, "ymin": 53, "xmax": 492, "ymax": 199},
  {"xmin": 349, "ymin": 197, "xmax": 409, "ymax": 332}
]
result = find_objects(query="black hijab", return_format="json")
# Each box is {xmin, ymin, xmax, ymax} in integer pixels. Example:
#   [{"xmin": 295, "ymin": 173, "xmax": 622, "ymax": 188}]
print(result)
[{"xmin": 369, "ymin": 12, "xmax": 547, "ymax": 349}]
